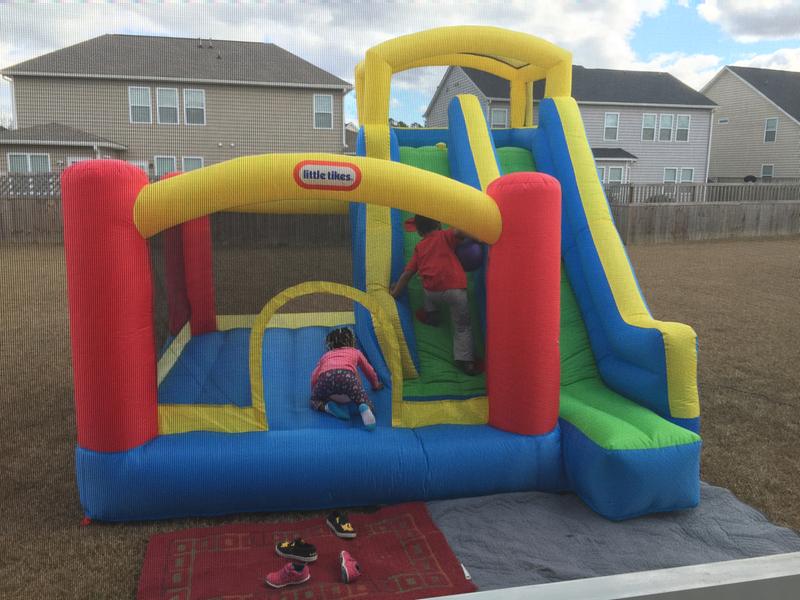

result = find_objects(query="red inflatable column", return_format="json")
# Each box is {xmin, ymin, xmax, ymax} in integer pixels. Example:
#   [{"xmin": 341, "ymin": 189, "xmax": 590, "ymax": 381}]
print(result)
[
  {"xmin": 62, "ymin": 160, "xmax": 158, "ymax": 452},
  {"xmin": 182, "ymin": 216, "xmax": 217, "ymax": 335},
  {"xmin": 486, "ymin": 172, "xmax": 562, "ymax": 435}
]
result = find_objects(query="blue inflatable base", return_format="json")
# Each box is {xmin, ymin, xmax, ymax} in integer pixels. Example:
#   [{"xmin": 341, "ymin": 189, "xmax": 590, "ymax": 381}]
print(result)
[{"xmin": 76, "ymin": 425, "xmax": 566, "ymax": 521}]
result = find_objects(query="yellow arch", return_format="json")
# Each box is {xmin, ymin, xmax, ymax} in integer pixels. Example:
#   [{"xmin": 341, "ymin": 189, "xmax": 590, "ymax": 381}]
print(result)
[
  {"xmin": 355, "ymin": 26, "xmax": 572, "ymax": 128},
  {"xmin": 248, "ymin": 282, "xmax": 403, "ymax": 426},
  {"xmin": 133, "ymin": 153, "xmax": 501, "ymax": 243}
]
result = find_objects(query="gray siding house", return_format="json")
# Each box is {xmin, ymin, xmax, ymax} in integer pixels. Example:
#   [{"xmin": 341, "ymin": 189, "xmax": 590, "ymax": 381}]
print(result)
[
  {"xmin": 425, "ymin": 66, "xmax": 716, "ymax": 184},
  {"xmin": 0, "ymin": 34, "xmax": 351, "ymax": 176},
  {"xmin": 702, "ymin": 66, "xmax": 800, "ymax": 182}
]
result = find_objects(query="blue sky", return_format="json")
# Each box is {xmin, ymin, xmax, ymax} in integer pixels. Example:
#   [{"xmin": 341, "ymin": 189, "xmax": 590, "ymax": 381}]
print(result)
[{"xmin": 1, "ymin": 1, "xmax": 799, "ymax": 128}]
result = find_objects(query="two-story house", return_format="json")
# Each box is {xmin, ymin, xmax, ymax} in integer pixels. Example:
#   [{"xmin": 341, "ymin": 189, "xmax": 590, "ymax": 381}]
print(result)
[
  {"xmin": 0, "ymin": 34, "xmax": 352, "ymax": 176},
  {"xmin": 425, "ymin": 66, "xmax": 716, "ymax": 184},
  {"xmin": 702, "ymin": 66, "xmax": 800, "ymax": 182}
]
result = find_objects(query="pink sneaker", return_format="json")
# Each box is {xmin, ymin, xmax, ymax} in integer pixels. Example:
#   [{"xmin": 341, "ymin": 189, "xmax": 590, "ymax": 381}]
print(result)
[
  {"xmin": 265, "ymin": 562, "xmax": 311, "ymax": 588},
  {"xmin": 340, "ymin": 550, "xmax": 362, "ymax": 583}
]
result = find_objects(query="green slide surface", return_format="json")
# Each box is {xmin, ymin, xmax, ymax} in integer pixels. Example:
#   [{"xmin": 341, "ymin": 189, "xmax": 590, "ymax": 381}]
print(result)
[
  {"xmin": 397, "ymin": 146, "xmax": 486, "ymax": 400},
  {"xmin": 499, "ymin": 145, "xmax": 698, "ymax": 450}
]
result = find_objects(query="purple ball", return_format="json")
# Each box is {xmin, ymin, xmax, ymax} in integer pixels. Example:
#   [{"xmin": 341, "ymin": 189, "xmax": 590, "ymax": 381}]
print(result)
[{"xmin": 456, "ymin": 241, "xmax": 483, "ymax": 272}]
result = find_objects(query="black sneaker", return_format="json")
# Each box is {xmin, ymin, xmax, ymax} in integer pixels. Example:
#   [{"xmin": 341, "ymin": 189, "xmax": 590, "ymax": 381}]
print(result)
[
  {"xmin": 275, "ymin": 538, "xmax": 318, "ymax": 562},
  {"xmin": 326, "ymin": 511, "xmax": 356, "ymax": 539}
]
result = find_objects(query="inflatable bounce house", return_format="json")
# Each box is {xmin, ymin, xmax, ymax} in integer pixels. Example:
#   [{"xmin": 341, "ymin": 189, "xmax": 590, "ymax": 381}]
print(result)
[{"xmin": 62, "ymin": 26, "xmax": 701, "ymax": 522}]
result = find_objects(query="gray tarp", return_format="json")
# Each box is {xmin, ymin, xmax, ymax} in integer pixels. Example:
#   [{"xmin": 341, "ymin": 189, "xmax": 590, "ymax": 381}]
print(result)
[{"xmin": 427, "ymin": 483, "xmax": 800, "ymax": 591}]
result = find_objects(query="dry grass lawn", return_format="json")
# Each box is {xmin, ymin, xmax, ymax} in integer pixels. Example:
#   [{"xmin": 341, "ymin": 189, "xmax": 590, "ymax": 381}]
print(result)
[{"xmin": 1, "ymin": 238, "xmax": 798, "ymax": 598}]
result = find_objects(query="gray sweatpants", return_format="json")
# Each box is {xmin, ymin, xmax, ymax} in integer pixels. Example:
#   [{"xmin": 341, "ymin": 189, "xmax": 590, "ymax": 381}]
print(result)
[{"xmin": 423, "ymin": 288, "xmax": 474, "ymax": 362}]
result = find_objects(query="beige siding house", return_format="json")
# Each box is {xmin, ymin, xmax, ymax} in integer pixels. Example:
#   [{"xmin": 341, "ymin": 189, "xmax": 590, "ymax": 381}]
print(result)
[
  {"xmin": 0, "ymin": 34, "xmax": 351, "ymax": 176},
  {"xmin": 702, "ymin": 66, "xmax": 800, "ymax": 182},
  {"xmin": 425, "ymin": 66, "xmax": 716, "ymax": 184}
]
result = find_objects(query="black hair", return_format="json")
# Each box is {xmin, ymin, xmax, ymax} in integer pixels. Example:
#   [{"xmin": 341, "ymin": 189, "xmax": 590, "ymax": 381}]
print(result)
[
  {"xmin": 414, "ymin": 214, "xmax": 441, "ymax": 235},
  {"xmin": 326, "ymin": 327, "xmax": 355, "ymax": 350}
]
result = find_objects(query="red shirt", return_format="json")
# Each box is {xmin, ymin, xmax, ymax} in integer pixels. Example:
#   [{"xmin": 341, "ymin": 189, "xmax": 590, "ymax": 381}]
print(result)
[{"xmin": 405, "ymin": 229, "xmax": 467, "ymax": 291}]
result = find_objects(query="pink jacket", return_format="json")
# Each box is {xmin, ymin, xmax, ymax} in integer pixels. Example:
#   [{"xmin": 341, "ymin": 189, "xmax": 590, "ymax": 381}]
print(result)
[{"xmin": 311, "ymin": 347, "xmax": 380, "ymax": 389}]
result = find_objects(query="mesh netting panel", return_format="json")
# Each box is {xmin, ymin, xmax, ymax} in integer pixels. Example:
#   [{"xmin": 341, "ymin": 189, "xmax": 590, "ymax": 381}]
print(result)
[{"xmin": 211, "ymin": 212, "xmax": 353, "ymax": 316}]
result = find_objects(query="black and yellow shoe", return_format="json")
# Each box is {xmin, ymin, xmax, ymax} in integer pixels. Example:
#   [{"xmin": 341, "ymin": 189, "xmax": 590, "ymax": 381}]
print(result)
[
  {"xmin": 275, "ymin": 538, "xmax": 318, "ymax": 562},
  {"xmin": 326, "ymin": 511, "xmax": 356, "ymax": 539}
]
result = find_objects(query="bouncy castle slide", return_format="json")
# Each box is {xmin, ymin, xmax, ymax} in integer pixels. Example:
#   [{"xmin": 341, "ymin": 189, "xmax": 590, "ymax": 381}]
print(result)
[{"xmin": 62, "ymin": 27, "xmax": 701, "ymax": 523}]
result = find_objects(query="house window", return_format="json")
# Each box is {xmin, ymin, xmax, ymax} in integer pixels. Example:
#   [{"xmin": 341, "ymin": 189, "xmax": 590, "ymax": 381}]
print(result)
[
  {"xmin": 680, "ymin": 167, "xmax": 694, "ymax": 183},
  {"xmin": 154, "ymin": 156, "xmax": 177, "ymax": 177},
  {"xmin": 7, "ymin": 152, "xmax": 51, "ymax": 173},
  {"xmin": 182, "ymin": 156, "xmax": 204, "ymax": 172},
  {"xmin": 641, "ymin": 113, "xmax": 656, "ymax": 141},
  {"xmin": 761, "ymin": 164, "xmax": 774, "ymax": 181},
  {"xmin": 157, "ymin": 88, "xmax": 179, "ymax": 124},
  {"xmin": 184, "ymin": 89, "xmax": 206, "ymax": 125},
  {"xmin": 129, "ymin": 86, "xmax": 152, "ymax": 124},
  {"xmin": 764, "ymin": 118, "xmax": 778, "ymax": 143},
  {"xmin": 659, "ymin": 114, "xmax": 674, "ymax": 141},
  {"xmin": 676, "ymin": 115, "xmax": 690, "ymax": 142},
  {"xmin": 607, "ymin": 166, "xmax": 624, "ymax": 183},
  {"xmin": 597, "ymin": 166, "xmax": 605, "ymax": 182},
  {"xmin": 663, "ymin": 168, "xmax": 678, "ymax": 183},
  {"xmin": 66, "ymin": 156, "xmax": 92, "ymax": 166},
  {"xmin": 604, "ymin": 113, "xmax": 619, "ymax": 141},
  {"xmin": 314, "ymin": 94, "xmax": 333, "ymax": 129},
  {"xmin": 490, "ymin": 108, "xmax": 508, "ymax": 129}
]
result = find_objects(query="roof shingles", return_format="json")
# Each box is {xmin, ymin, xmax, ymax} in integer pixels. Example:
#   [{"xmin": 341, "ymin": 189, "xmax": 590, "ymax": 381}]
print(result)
[
  {"xmin": 461, "ymin": 66, "xmax": 715, "ymax": 106},
  {"xmin": 0, "ymin": 122, "xmax": 125, "ymax": 148},
  {"xmin": 727, "ymin": 66, "xmax": 800, "ymax": 123},
  {"xmin": 2, "ymin": 34, "xmax": 351, "ymax": 89}
]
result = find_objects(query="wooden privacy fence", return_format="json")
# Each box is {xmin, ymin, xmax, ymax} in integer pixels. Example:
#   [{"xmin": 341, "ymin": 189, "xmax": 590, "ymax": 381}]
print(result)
[{"xmin": 2, "ymin": 173, "xmax": 800, "ymax": 244}]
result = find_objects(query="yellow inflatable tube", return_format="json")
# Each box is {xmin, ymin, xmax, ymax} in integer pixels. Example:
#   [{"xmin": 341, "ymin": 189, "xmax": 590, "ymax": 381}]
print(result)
[{"xmin": 133, "ymin": 153, "xmax": 501, "ymax": 244}]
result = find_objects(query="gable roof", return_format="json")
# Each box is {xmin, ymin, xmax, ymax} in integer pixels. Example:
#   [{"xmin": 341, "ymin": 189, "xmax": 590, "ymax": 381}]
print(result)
[
  {"xmin": 0, "ymin": 122, "xmax": 126, "ymax": 149},
  {"xmin": 1, "ymin": 34, "xmax": 351, "ymax": 90},
  {"xmin": 725, "ymin": 66, "xmax": 800, "ymax": 123},
  {"xmin": 458, "ymin": 66, "xmax": 715, "ymax": 107}
]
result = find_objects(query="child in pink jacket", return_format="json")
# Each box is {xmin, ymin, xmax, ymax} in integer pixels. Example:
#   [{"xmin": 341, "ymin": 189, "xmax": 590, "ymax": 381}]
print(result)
[{"xmin": 310, "ymin": 327, "xmax": 383, "ymax": 430}]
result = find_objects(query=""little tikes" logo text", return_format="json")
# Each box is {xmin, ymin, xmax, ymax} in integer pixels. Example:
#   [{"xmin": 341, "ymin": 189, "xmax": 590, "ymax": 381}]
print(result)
[{"xmin": 293, "ymin": 160, "xmax": 362, "ymax": 191}]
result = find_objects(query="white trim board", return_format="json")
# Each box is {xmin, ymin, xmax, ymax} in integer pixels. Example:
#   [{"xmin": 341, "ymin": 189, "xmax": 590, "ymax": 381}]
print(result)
[{"xmin": 435, "ymin": 552, "xmax": 800, "ymax": 600}]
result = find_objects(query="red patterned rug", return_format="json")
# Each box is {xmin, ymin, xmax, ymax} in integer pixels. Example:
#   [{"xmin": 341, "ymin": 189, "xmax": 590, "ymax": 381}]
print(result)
[{"xmin": 137, "ymin": 502, "xmax": 477, "ymax": 600}]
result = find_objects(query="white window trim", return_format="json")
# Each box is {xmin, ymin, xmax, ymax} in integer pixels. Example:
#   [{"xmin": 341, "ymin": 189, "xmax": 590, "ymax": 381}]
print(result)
[
  {"xmin": 128, "ymin": 86, "xmax": 152, "ymax": 124},
  {"xmin": 603, "ymin": 112, "xmax": 619, "ymax": 141},
  {"xmin": 607, "ymin": 165, "xmax": 624, "ymax": 184},
  {"xmin": 183, "ymin": 89, "xmax": 206, "ymax": 126},
  {"xmin": 597, "ymin": 166, "xmax": 605, "ymax": 183},
  {"xmin": 680, "ymin": 167, "xmax": 694, "ymax": 183},
  {"xmin": 490, "ymin": 107, "xmax": 509, "ymax": 129},
  {"xmin": 659, "ymin": 113, "xmax": 674, "ymax": 142},
  {"xmin": 313, "ymin": 93, "xmax": 334, "ymax": 130},
  {"xmin": 154, "ymin": 155, "xmax": 177, "ymax": 177},
  {"xmin": 182, "ymin": 156, "xmax": 204, "ymax": 171},
  {"xmin": 764, "ymin": 118, "xmax": 778, "ymax": 143},
  {"xmin": 156, "ymin": 87, "xmax": 180, "ymax": 125},
  {"xmin": 7, "ymin": 152, "xmax": 51, "ymax": 173},
  {"xmin": 761, "ymin": 164, "xmax": 774, "ymax": 179},
  {"xmin": 676, "ymin": 114, "xmax": 691, "ymax": 142},
  {"xmin": 641, "ymin": 113, "xmax": 657, "ymax": 141},
  {"xmin": 663, "ymin": 167, "xmax": 678, "ymax": 183}
]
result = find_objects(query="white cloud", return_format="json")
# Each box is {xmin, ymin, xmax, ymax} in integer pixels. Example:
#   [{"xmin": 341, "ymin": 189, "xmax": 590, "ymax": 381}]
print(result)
[
  {"xmin": 733, "ymin": 46, "xmax": 800, "ymax": 71},
  {"xmin": 697, "ymin": 0, "xmax": 800, "ymax": 42},
  {"xmin": 632, "ymin": 51, "xmax": 724, "ymax": 89}
]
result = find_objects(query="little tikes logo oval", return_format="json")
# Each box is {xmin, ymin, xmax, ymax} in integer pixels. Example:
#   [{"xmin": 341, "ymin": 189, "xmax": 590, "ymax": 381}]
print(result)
[{"xmin": 293, "ymin": 160, "xmax": 362, "ymax": 191}]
